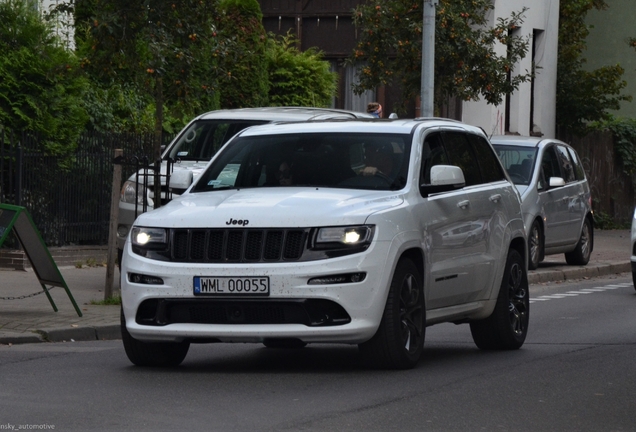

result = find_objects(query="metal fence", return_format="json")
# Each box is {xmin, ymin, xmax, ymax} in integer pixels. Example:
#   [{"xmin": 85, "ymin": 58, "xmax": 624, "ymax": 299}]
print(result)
[{"xmin": 0, "ymin": 129, "xmax": 174, "ymax": 247}]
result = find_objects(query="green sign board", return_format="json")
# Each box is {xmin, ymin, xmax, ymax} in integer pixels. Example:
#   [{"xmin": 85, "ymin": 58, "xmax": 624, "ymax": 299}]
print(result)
[{"xmin": 0, "ymin": 204, "xmax": 82, "ymax": 317}]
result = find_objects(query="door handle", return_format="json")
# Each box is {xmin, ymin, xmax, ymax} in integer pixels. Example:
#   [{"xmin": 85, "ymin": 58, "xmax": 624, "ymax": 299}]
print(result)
[
  {"xmin": 457, "ymin": 200, "xmax": 470, "ymax": 209},
  {"xmin": 489, "ymin": 194, "xmax": 501, "ymax": 203}
]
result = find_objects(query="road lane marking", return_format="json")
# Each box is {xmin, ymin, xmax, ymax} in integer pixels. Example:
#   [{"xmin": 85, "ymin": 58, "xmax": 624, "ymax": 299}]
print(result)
[{"xmin": 529, "ymin": 281, "xmax": 633, "ymax": 303}]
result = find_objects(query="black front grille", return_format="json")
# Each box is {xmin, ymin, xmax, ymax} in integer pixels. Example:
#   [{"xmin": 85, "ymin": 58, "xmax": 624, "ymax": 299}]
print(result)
[
  {"xmin": 135, "ymin": 298, "xmax": 351, "ymax": 327},
  {"xmin": 170, "ymin": 228, "xmax": 309, "ymax": 263}
]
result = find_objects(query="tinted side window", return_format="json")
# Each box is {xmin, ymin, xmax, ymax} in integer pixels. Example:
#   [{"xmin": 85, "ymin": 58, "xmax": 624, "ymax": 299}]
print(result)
[
  {"xmin": 442, "ymin": 132, "xmax": 482, "ymax": 186},
  {"xmin": 468, "ymin": 134, "xmax": 506, "ymax": 183},
  {"xmin": 556, "ymin": 145, "xmax": 576, "ymax": 183},
  {"xmin": 420, "ymin": 133, "xmax": 449, "ymax": 185},
  {"xmin": 541, "ymin": 146, "xmax": 561, "ymax": 180},
  {"xmin": 567, "ymin": 147, "xmax": 586, "ymax": 181}
]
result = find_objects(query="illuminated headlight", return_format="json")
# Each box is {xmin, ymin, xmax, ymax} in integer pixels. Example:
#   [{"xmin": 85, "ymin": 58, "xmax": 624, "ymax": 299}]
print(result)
[
  {"xmin": 131, "ymin": 227, "xmax": 167, "ymax": 249},
  {"xmin": 120, "ymin": 180, "xmax": 153, "ymax": 206},
  {"xmin": 316, "ymin": 226, "xmax": 373, "ymax": 245}
]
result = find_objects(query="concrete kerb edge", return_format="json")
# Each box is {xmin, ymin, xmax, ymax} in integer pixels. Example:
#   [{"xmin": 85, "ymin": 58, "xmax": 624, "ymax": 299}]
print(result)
[
  {"xmin": 1, "ymin": 325, "xmax": 122, "ymax": 345},
  {"xmin": 528, "ymin": 262, "xmax": 630, "ymax": 285}
]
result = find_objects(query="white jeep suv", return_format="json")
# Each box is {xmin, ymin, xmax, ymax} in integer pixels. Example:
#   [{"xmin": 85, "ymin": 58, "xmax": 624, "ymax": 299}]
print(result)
[{"xmin": 121, "ymin": 118, "xmax": 528, "ymax": 369}]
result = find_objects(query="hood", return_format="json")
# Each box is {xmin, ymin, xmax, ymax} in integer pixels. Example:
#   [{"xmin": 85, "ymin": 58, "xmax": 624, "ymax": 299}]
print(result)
[{"xmin": 134, "ymin": 188, "xmax": 404, "ymax": 228}]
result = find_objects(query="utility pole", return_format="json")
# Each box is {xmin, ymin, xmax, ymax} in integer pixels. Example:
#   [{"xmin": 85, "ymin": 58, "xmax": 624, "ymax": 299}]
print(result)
[{"xmin": 421, "ymin": 0, "xmax": 438, "ymax": 117}]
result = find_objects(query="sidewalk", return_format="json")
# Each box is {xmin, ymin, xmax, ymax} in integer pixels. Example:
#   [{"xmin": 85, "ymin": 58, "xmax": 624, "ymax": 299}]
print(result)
[{"xmin": 0, "ymin": 230, "xmax": 632, "ymax": 345}]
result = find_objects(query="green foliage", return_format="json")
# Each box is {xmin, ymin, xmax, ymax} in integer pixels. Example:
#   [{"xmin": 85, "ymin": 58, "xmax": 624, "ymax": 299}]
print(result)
[
  {"xmin": 347, "ymin": 0, "xmax": 531, "ymax": 114},
  {"xmin": 592, "ymin": 205, "xmax": 630, "ymax": 229},
  {"xmin": 81, "ymin": 84, "xmax": 155, "ymax": 134},
  {"xmin": 68, "ymin": 0, "xmax": 224, "ymax": 139},
  {"xmin": 218, "ymin": 0, "xmax": 269, "ymax": 108},
  {"xmin": 219, "ymin": 0, "xmax": 263, "ymax": 19},
  {"xmin": 265, "ymin": 32, "xmax": 337, "ymax": 107},
  {"xmin": 592, "ymin": 117, "xmax": 636, "ymax": 177},
  {"xmin": 90, "ymin": 295, "xmax": 122, "ymax": 305},
  {"xmin": 0, "ymin": 0, "xmax": 89, "ymax": 156},
  {"xmin": 556, "ymin": 0, "xmax": 631, "ymax": 136}
]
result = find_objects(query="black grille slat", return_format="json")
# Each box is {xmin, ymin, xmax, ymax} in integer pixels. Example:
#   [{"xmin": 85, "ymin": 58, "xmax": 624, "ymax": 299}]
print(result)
[
  {"xmin": 191, "ymin": 231, "xmax": 206, "ymax": 260},
  {"xmin": 264, "ymin": 231, "xmax": 284, "ymax": 260},
  {"xmin": 167, "ymin": 228, "xmax": 309, "ymax": 263},
  {"xmin": 284, "ymin": 231, "xmax": 305, "ymax": 259},
  {"xmin": 245, "ymin": 231, "xmax": 264, "ymax": 261},
  {"xmin": 226, "ymin": 231, "xmax": 244, "ymax": 261},
  {"xmin": 173, "ymin": 231, "xmax": 188, "ymax": 260},
  {"xmin": 208, "ymin": 230, "xmax": 224, "ymax": 260}
]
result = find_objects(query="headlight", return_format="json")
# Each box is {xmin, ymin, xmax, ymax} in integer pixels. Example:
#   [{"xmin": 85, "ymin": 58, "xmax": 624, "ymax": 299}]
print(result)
[
  {"xmin": 131, "ymin": 227, "xmax": 167, "ymax": 249},
  {"xmin": 120, "ymin": 180, "xmax": 153, "ymax": 206},
  {"xmin": 314, "ymin": 226, "xmax": 373, "ymax": 247}
]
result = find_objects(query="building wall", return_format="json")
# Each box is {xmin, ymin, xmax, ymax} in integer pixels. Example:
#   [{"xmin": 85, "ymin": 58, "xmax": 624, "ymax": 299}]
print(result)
[
  {"xmin": 463, "ymin": 0, "xmax": 559, "ymax": 138},
  {"xmin": 584, "ymin": 0, "xmax": 636, "ymax": 119},
  {"xmin": 39, "ymin": 0, "xmax": 75, "ymax": 50}
]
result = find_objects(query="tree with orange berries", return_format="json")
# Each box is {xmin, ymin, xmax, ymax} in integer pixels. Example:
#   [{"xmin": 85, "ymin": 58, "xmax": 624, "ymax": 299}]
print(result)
[
  {"xmin": 347, "ymin": 0, "xmax": 531, "ymax": 115},
  {"xmin": 68, "ymin": 0, "xmax": 228, "ymax": 157}
]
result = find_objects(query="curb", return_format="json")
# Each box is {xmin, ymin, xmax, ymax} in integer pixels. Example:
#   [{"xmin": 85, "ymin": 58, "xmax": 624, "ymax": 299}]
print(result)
[
  {"xmin": 527, "ymin": 262, "xmax": 630, "ymax": 284},
  {"xmin": 1, "ymin": 325, "xmax": 121, "ymax": 345}
]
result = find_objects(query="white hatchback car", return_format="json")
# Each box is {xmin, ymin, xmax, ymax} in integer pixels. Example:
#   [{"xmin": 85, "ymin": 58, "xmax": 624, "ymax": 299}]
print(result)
[
  {"xmin": 492, "ymin": 136, "xmax": 593, "ymax": 270},
  {"xmin": 121, "ymin": 119, "xmax": 528, "ymax": 369}
]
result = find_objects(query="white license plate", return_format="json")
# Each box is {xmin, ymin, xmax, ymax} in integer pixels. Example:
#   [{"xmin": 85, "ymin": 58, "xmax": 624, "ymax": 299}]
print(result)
[{"xmin": 193, "ymin": 276, "xmax": 270, "ymax": 296}]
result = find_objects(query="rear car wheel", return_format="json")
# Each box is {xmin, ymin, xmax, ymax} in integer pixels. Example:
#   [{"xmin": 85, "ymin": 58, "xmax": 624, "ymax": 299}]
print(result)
[
  {"xmin": 528, "ymin": 220, "xmax": 543, "ymax": 270},
  {"xmin": 121, "ymin": 308, "xmax": 190, "ymax": 367},
  {"xmin": 359, "ymin": 258, "xmax": 424, "ymax": 369},
  {"xmin": 470, "ymin": 249, "xmax": 529, "ymax": 350},
  {"xmin": 565, "ymin": 218, "xmax": 593, "ymax": 265}
]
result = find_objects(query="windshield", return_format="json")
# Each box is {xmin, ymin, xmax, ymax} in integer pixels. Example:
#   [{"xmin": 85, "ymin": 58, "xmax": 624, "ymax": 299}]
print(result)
[
  {"xmin": 192, "ymin": 132, "xmax": 411, "ymax": 192},
  {"xmin": 164, "ymin": 119, "xmax": 269, "ymax": 162},
  {"xmin": 493, "ymin": 145, "xmax": 538, "ymax": 186}
]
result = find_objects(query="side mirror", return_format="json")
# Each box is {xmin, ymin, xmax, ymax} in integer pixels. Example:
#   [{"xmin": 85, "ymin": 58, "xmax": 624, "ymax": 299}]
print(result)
[
  {"xmin": 169, "ymin": 170, "xmax": 193, "ymax": 195},
  {"xmin": 420, "ymin": 165, "xmax": 466, "ymax": 197},
  {"xmin": 548, "ymin": 177, "xmax": 565, "ymax": 188},
  {"xmin": 388, "ymin": 113, "xmax": 399, "ymax": 119}
]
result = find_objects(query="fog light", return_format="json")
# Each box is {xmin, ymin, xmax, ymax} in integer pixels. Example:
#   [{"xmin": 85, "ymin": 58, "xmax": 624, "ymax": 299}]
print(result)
[
  {"xmin": 308, "ymin": 272, "xmax": 366, "ymax": 285},
  {"xmin": 117, "ymin": 225, "xmax": 129, "ymax": 238},
  {"xmin": 128, "ymin": 273, "xmax": 164, "ymax": 285}
]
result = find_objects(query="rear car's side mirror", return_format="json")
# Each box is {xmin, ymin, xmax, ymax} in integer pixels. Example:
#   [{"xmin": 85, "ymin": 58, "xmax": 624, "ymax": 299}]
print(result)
[
  {"xmin": 169, "ymin": 170, "xmax": 193, "ymax": 195},
  {"xmin": 548, "ymin": 177, "xmax": 565, "ymax": 188}
]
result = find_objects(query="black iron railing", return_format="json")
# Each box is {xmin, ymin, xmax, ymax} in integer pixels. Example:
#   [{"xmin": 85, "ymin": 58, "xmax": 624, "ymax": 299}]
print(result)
[{"xmin": 0, "ymin": 129, "xmax": 174, "ymax": 247}]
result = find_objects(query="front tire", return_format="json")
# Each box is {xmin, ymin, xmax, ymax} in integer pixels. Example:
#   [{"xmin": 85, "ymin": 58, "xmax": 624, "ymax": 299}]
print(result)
[
  {"xmin": 565, "ymin": 218, "xmax": 593, "ymax": 265},
  {"xmin": 121, "ymin": 308, "xmax": 190, "ymax": 367},
  {"xmin": 359, "ymin": 258, "xmax": 425, "ymax": 369},
  {"xmin": 470, "ymin": 249, "xmax": 529, "ymax": 350}
]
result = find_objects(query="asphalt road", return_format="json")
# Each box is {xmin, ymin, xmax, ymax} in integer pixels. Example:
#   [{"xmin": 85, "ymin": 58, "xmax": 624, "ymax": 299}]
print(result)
[{"xmin": 1, "ymin": 273, "xmax": 635, "ymax": 432}]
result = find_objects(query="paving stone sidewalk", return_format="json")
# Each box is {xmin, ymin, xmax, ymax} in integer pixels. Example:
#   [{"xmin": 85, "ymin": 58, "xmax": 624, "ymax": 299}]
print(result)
[{"xmin": 0, "ymin": 230, "xmax": 632, "ymax": 345}]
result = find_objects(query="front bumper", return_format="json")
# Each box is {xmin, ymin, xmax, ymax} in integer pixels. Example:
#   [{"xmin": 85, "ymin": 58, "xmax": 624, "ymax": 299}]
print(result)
[{"xmin": 120, "ymin": 240, "xmax": 392, "ymax": 344}]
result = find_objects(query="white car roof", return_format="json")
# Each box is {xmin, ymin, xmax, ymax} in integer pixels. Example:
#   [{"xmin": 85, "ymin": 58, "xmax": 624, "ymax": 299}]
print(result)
[
  {"xmin": 490, "ymin": 135, "xmax": 569, "ymax": 149},
  {"xmin": 194, "ymin": 107, "xmax": 375, "ymax": 122},
  {"xmin": 237, "ymin": 117, "xmax": 486, "ymax": 137}
]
